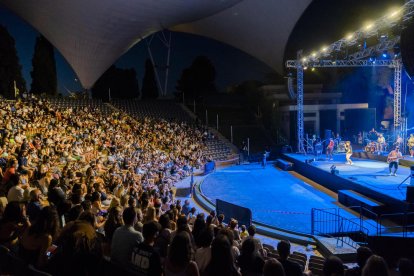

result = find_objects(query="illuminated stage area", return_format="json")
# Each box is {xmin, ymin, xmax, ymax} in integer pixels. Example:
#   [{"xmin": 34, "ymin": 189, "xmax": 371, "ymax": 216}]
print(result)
[
  {"xmin": 201, "ymin": 162, "xmax": 360, "ymax": 234},
  {"xmin": 282, "ymin": 153, "xmax": 414, "ymax": 214}
]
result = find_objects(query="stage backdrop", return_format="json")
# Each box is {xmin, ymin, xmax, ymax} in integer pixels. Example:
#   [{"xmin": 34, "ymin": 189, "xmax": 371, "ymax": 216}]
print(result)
[{"xmin": 344, "ymin": 108, "xmax": 376, "ymax": 134}]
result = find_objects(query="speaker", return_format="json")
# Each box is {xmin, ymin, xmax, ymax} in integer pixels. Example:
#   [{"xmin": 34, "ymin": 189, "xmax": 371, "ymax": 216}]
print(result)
[
  {"xmin": 406, "ymin": 186, "xmax": 414, "ymax": 203},
  {"xmin": 401, "ymin": 19, "xmax": 414, "ymax": 78}
]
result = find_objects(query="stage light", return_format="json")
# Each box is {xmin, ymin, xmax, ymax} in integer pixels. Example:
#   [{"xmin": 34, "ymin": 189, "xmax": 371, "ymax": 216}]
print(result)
[
  {"xmin": 346, "ymin": 34, "xmax": 354, "ymax": 41},
  {"xmin": 382, "ymin": 51, "xmax": 388, "ymax": 58},
  {"xmin": 311, "ymin": 52, "xmax": 317, "ymax": 57},
  {"xmin": 321, "ymin": 46, "xmax": 328, "ymax": 53},
  {"xmin": 303, "ymin": 66, "xmax": 308, "ymax": 70},
  {"xmin": 364, "ymin": 23, "xmax": 373, "ymax": 31},
  {"xmin": 388, "ymin": 8, "xmax": 401, "ymax": 19},
  {"xmin": 311, "ymin": 67, "xmax": 315, "ymax": 72},
  {"xmin": 302, "ymin": 57, "xmax": 307, "ymax": 62}
]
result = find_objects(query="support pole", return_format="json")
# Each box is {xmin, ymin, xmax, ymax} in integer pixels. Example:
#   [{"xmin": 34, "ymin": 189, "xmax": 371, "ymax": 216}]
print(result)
[
  {"xmin": 193, "ymin": 100, "xmax": 196, "ymax": 114},
  {"xmin": 231, "ymin": 125, "xmax": 233, "ymax": 143},
  {"xmin": 247, "ymin": 138, "xmax": 250, "ymax": 157},
  {"xmin": 145, "ymin": 35, "xmax": 164, "ymax": 97},
  {"xmin": 297, "ymin": 55, "xmax": 305, "ymax": 153},
  {"xmin": 205, "ymin": 109, "xmax": 208, "ymax": 126},
  {"xmin": 216, "ymin": 114, "xmax": 219, "ymax": 130},
  {"xmin": 163, "ymin": 32, "xmax": 172, "ymax": 97},
  {"xmin": 394, "ymin": 60, "xmax": 402, "ymax": 132}
]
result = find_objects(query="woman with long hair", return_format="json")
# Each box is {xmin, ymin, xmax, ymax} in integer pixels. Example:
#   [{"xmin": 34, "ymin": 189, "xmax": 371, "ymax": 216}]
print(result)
[
  {"xmin": 164, "ymin": 231, "xmax": 199, "ymax": 276},
  {"xmin": 205, "ymin": 234, "xmax": 240, "ymax": 276},
  {"xmin": 18, "ymin": 205, "xmax": 59, "ymax": 268}
]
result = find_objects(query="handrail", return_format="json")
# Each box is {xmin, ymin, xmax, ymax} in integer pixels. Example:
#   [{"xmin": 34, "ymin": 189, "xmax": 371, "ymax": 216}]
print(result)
[{"xmin": 311, "ymin": 207, "xmax": 369, "ymax": 249}]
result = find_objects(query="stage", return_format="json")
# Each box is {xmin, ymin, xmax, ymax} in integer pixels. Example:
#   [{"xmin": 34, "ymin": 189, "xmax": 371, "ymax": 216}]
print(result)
[
  {"xmin": 281, "ymin": 152, "xmax": 414, "ymax": 214},
  {"xmin": 200, "ymin": 163, "xmax": 368, "ymax": 234}
]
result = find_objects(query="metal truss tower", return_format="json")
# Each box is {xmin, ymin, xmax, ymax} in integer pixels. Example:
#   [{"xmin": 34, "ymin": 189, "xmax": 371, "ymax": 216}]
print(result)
[
  {"xmin": 296, "ymin": 66, "xmax": 304, "ymax": 153},
  {"xmin": 394, "ymin": 60, "xmax": 402, "ymax": 131}
]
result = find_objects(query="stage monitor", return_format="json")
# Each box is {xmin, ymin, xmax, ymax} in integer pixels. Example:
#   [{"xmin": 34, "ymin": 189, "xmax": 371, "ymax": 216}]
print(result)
[{"xmin": 344, "ymin": 108, "xmax": 376, "ymax": 133}]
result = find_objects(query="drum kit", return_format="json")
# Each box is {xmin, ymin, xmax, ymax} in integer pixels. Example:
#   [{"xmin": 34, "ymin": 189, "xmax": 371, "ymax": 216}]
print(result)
[{"xmin": 364, "ymin": 139, "xmax": 387, "ymax": 153}]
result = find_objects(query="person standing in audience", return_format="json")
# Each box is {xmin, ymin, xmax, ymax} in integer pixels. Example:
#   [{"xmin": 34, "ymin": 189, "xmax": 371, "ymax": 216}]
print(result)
[
  {"xmin": 111, "ymin": 207, "xmax": 143, "ymax": 267},
  {"xmin": 277, "ymin": 240, "xmax": 302, "ymax": 276},
  {"xmin": 130, "ymin": 221, "xmax": 162, "ymax": 276},
  {"xmin": 164, "ymin": 231, "xmax": 199, "ymax": 276},
  {"xmin": 205, "ymin": 234, "xmax": 241, "ymax": 276}
]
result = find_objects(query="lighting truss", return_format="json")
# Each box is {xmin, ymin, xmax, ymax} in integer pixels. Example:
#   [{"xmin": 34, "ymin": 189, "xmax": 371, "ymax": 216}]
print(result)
[
  {"xmin": 301, "ymin": 0, "xmax": 414, "ymax": 62},
  {"xmin": 286, "ymin": 59, "xmax": 398, "ymax": 68}
]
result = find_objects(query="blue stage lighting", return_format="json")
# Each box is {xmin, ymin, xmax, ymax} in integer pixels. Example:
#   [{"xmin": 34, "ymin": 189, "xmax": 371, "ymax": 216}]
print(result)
[{"xmin": 382, "ymin": 52, "xmax": 388, "ymax": 58}]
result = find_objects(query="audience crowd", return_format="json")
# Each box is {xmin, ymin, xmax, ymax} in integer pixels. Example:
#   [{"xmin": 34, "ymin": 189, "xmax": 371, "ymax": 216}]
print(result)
[{"xmin": 0, "ymin": 97, "xmax": 413, "ymax": 276}]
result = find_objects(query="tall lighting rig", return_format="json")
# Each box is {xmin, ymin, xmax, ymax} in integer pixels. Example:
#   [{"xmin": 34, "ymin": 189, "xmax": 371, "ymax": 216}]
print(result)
[{"xmin": 287, "ymin": 0, "xmax": 414, "ymax": 153}]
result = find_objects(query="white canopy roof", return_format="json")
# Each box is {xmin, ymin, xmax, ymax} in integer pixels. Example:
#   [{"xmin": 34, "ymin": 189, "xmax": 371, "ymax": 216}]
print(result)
[{"xmin": 1, "ymin": 0, "xmax": 311, "ymax": 88}]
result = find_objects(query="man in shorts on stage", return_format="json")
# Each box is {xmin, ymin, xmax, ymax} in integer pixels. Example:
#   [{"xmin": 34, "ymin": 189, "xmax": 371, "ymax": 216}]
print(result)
[{"xmin": 387, "ymin": 146, "xmax": 403, "ymax": 176}]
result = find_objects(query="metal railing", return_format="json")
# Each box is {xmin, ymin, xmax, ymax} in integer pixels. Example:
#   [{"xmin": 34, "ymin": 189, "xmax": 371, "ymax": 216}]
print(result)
[{"xmin": 311, "ymin": 208, "xmax": 369, "ymax": 249}]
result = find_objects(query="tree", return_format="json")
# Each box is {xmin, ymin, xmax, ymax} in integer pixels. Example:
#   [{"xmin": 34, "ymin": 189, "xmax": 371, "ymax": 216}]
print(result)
[
  {"xmin": 0, "ymin": 25, "xmax": 26, "ymax": 99},
  {"xmin": 176, "ymin": 56, "xmax": 217, "ymax": 100},
  {"xmin": 30, "ymin": 35, "xmax": 57, "ymax": 95},
  {"xmin": 92, "ymin": 65, "xmax": 140, "ymax": 100},
  {"xmin": 141, "ymin": 59, "xmax": 159, "ymax": 99}
]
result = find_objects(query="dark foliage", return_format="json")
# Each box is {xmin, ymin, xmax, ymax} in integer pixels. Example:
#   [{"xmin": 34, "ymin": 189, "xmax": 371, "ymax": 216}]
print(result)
[
  {"xmin": 141, "ymin": 59, "xmax": 159, "ymax": 99},
  {"xmin": 176, "ymin": 56, "xmax": 217, "ymax": 101},
  {"xmin": 91, "ymin": 65, "xmax": 140, "ymax": 100},
  {"xmin": 0, "ymin": 25, "xmax": 26, "ymax": 99},
  {"xmin": 30, "ymin": 35, "xmax": 57, "ymax": 95}
]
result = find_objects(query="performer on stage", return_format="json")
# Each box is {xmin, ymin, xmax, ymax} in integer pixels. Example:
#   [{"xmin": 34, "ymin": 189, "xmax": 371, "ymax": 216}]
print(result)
[
  {"xmin": 377, "ymin": 133, "xmax": 385, "ymax": 153},
  {"xmin": 345, "ymin": 141, "xmax": 353, "ymax": 165},
  {"xmin": 387, "ymin": 146, "xmax": 403, "ymax": 176},
  {"xmin": 395, "ymin": 134, "xmax": 403, "ymax": 148},
  {"xmin": 326, "ymin": 138, "xmax": 334, "ymax": 160},
  {"xmin": 408, "ymin": 134, "xmax": 414, "ymax": 158},
  {"xmin": 368, "ymin": 128, "xmax": 378, "ymax": 141}
]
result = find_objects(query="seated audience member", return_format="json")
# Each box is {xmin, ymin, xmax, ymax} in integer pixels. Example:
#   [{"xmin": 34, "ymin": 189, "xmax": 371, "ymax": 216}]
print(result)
[
  {"xmin": 18, "ymin": 206, "xmax": 59, "ymax": 269},
  {"xmin": 0, "ymin": 201, "xmax": 29, "ymax": 249},
  {"xmin": 154, "ymin": 213, "xmax": 171, "ymax": 259},
  {"xmin": 263, "ymin": 258, "xmax": 286, "ymax": 276},
  {"xmin": 194, "ymin": 227, "xmax": 214, "ymax": 273},
  {"xmin": 164, "ymin": 231, "xmax": 199, "ymax": 276},
  {"xmin": 181, "ymin": 199, "xmax": 191, "ymax": 216},
  {"xmin": 397, "ymin": 258, "xmax": 414, "ymax": 276},
  {"xmin": 47, "ymin": 221, "xmax": 103, "ymax": 276},
  {"xmin": 26, "ymin": 189, "xmax": 43, "ymax": 223},
  {"xmin": 243, "ymin": 225, "xmax": 264, "ymax": 256},
  {"xmin": 205, "ymin": 234, "xmax": 241, "ymax": 276},
  {"xmin": 130, "ymin": 221, "xmax": 162, "ymax": 275},
  {"xmin": 361, "ymin": 255, "xmax": 389, "ymax": 276},
  {"xmin": 111, "ymin": 206, "xmax": 143, "ymax": 267},
  {"xmin": 345, "ymin": 246, "xmax": 373, "ymax": 276},
  {"xmin": 104, "ymin": 206, "xmax": 124, "ymax": 244},
  {"xmin": 237, "ymin": 237, "xmax": 265, "ymax": 275},
  {"xmin": 228, "ymin": 218, "xmax": 241, "ymax": 241},
  {"xmin": 323, "ymin": 256, "xmax": 344, "ymax": 276},
  {"xmin": 277, "ymin": 240, "xmax": 302, "ymax": 276},
  {"xmin": 239, "ymin": 225, "xmax": 248, "ymax": 240},
  {"xmin": 7, "ymin": 174, "xmax": 27, "ymax": 202}
]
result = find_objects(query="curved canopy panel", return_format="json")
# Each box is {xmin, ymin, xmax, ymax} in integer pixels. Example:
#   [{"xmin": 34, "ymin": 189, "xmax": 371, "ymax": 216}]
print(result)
[
  {"xmin": 1, "ymin": 0, "xmax": 312, "ymax": 88},
  {"xmin": 172, "ymin": 0, "xmax": 312, "ymax": 75},
  {"xmin": 1, "ymin": 0, "xmax": 242, "ymax": 88}
]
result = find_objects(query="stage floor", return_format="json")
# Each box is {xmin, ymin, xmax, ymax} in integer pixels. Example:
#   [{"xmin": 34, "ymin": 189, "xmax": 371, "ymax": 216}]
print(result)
[
  {"xmin": 285, "ymin": 153, "xmax": 411, "ymax": 202},
  {"xmin": 201, "ymin": 163, "xmax": 362, "ymax": 234}
]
